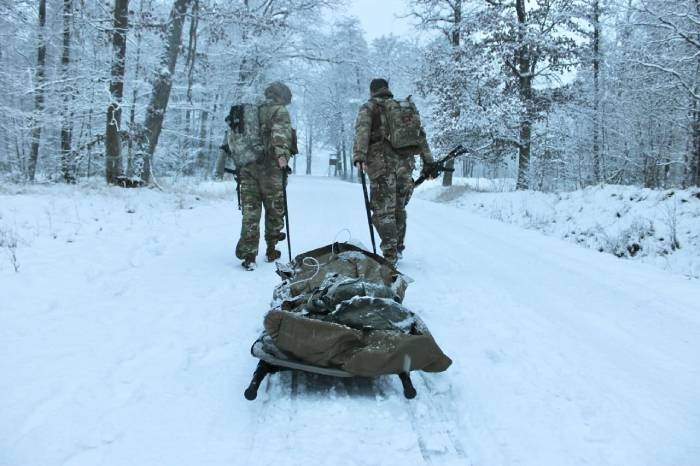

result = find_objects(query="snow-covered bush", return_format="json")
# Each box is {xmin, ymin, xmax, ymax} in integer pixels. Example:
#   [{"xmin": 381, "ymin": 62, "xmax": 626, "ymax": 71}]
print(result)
[
  {"xmin": 0, "ymin": 226, "xmax": 19, "ymax": 272},
  {"xmin": 604, "ymin": 219, "xmax": 655, "ymax": 258}
]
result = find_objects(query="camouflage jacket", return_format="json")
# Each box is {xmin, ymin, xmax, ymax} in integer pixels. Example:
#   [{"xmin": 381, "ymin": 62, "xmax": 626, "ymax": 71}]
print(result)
[
  {"xmin": 259, "ymin": 101, "xmax": 293, "ymax": 162},
  {"xmin": 352, "ymin": 90, "xmax": 433, "ymax": 166}
]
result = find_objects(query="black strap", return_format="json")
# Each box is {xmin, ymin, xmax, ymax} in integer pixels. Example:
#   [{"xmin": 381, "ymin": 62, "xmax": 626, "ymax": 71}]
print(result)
[{"xmin": 370, "ymin": 102, "xmax": 383, "ymax": 144}]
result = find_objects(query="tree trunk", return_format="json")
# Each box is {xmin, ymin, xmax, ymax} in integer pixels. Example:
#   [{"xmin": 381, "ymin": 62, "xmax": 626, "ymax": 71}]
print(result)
[
  {"xmin": 341, "ymin": 136, "xmax": 348, "ymax": 180},
  {"xmin": 691, "ymin": 96, "xmax": 700, "ymax": 187},
  {"xmin": 182, "ymin": 0, "xmax": 199, "ymax": 176},
  {"xmin": 197, "ymin": 108, "xmax": 209, "ymax": 176},
  {"xmin": 306, "ymin": 124, "xmax": 313, "ymax": 175},
  {"xmin": 339, "ymin": 118, "xmax": 347, "ymax": 179},
  {"xmin": 27, "ymin": 0, "xmax": 47, "ymax": 182},
  {"xmin": 688, "ymin": 57, "xmax": 700, "ymax": 187},
  {"xmin": 105, "ymin": 0, "xmax": 129, "ymax": 184},
  {"xmin": 140, "ymin": 0, "xmax": 193, "ymax": 183},
  {"xmin": 515, "ymin": 0, "xmax": 532, "ymax": 190},
  {"xmin": 60, "ymin": 0, "xmax": 75, "ymax": 183},
  {"xmin": 592, "ymin": 0, "xmax": 603, "ymax": 183},
  {"xmin": 443, "ymin": 0, "xmax": 462, "ymax": 187},
  {"xmin": 12, "ymin": 117, "xmax": 25, "ymax": 174},
  {"xmin": 127, "ymin": 0, "xmax": 145, "ymax": 177},
  {"xmin": 349, "ymin": 135, "xmax": 354, "ymax": 181}
]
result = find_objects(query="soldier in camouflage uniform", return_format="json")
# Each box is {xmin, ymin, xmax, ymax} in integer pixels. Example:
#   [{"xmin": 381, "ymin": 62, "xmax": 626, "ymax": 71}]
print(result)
[
  {"xmin": 353, "ymin": 79, "xmax": 433, "ymax": 264},
  {"xmin": 236, "ymin": 82, "xmax": 294, "ymax": 270}
]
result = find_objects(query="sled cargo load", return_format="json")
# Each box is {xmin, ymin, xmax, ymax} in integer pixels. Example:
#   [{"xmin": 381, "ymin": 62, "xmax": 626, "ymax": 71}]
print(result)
[{"xmin": 244, "ymin": 242, "xmax": 452, "ymax": 400}]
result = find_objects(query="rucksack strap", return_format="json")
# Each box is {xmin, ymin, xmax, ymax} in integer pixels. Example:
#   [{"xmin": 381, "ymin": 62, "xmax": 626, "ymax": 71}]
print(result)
[{"xmin": 370, "ymin": 102, "xmax": 383, "ymax": 143}]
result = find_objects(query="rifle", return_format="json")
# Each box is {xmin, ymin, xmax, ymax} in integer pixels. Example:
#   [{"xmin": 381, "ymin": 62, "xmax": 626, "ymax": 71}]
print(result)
[
  {"xmin": 413, "ymin": 145, "xmax": 469, "ymax": 187},
  {"xmin": 221, "ymin": 144, "xmax": 241, "ymax": 210}
]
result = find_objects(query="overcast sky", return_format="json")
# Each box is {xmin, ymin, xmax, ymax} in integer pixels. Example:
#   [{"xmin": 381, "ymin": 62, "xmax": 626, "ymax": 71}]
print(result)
[{"xmin": 344, "ymin": 0, "xmax": 414, "ymax": 41}]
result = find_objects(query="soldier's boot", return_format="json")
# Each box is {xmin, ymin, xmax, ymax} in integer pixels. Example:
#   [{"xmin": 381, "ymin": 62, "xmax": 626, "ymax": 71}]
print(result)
[
  {"xmin": 265, "ymin": 244, "xmax": 281, "ymax": 263},
  {"xmin": 383, "ymin": 249, "xmax": 398, "ymax": 267},
  {"xmin": 241, "ymin": 254, "xmax": 257, "ymax": 271}
]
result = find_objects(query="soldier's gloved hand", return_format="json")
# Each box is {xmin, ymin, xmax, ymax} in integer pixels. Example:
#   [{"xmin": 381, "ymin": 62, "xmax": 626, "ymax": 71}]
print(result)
[
  {"xmin": 278, "ymin": 157, "xmax": 288, "ymax": 169},
  {"xmin": 421, "ymin": 162, "xmax": 437, "ymax": 180},
  {"xmin": 354, "ymin": 160, "xmax": 367, "ymax": 172}
]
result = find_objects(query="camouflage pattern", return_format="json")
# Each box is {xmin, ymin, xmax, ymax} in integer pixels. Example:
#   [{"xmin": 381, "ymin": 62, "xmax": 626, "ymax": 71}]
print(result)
[
  {"xmin": 259, "ymin": 242, "xmax": 452, "ymax": 377},
  {"xmin": 235, "ymin": 159, "xmax": 286, "ymax": 259},
  {"xmin": 259, "ymin": 103, "xmax": 293, "ymax": 162},
  {"xmin": 235, "ymin": 85, "xmax": 294, "ymax": 261},
  {"xmin": 353, "ymin": 87, "xmax": 433, "ymax": 262}
]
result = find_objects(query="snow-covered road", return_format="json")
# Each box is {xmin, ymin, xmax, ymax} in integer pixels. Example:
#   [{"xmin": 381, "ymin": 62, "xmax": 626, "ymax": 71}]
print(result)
[{"xmin": 1, "ymin": 177, "xmax": 699, "ymax": 466}]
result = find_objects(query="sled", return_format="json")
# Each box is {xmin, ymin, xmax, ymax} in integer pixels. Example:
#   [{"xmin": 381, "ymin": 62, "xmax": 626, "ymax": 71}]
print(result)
[
  {"xmin": 242, "ymin": 242, "xmax": 450, "ymax": 401},
  {"xmin": 244, "ymin": 335, "xmax": 417, "ymax": 400}
]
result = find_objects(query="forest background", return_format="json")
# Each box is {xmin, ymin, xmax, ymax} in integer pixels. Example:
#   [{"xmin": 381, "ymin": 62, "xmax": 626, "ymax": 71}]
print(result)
[{"xmin": 0, "ymin": 0, "xmax": 698, "ymax": 191}]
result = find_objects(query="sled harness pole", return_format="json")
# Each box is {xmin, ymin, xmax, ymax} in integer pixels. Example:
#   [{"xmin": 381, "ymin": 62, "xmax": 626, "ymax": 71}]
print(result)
[
  {"xmin": 359, "ymin": 167, "xmax": 377, "ymax": 255},
  {"xmin": 282, "ymin": 168, "xmax": 293, "ymax": 262}
]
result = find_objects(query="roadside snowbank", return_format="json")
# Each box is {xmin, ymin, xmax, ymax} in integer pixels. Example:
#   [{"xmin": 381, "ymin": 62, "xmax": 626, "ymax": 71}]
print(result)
[
  {"xmin": 0, "ymin": 180, "xmax": 236, "ymax": 273},
  {"xmin": 416, "ymin": 179, "xmax": 700, "ymax": 278}
]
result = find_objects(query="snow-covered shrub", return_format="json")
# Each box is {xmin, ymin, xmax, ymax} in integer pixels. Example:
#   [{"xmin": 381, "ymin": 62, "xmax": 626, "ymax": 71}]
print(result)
[
  {"xmin": 605, "ymin": 219, "xmax": 655, "ymax": 258},
  {"xmin": 662, "ymin": 200, "xmax": 681, "ymax": 251},
  {"xmin": 0, "ymin": 226, "xmax": 19, "ymax": 272}
]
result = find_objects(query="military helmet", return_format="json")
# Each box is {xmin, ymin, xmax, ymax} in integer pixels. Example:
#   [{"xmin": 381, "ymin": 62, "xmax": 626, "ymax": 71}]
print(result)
[{"xmin": 264, "ymin": 81, "xmax": 292, "ymax": 105}]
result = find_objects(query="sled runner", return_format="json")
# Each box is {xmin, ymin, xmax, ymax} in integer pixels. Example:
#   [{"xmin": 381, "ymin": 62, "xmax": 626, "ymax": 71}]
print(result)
[
  {"xmin": 245, "ymin": 336, "xmax": 418, "ymax": 400},
  {"xmin": 244, "ymin": 242, "xmax": 452, "ymax": 400}
]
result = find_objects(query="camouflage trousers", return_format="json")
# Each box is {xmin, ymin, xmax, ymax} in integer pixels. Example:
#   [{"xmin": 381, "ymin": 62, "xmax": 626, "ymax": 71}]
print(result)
[
  {"xmin": 367, "ymin": 152, "xmax": 414, "ymax": 261},
  {"xmin": 235, "ymin": 161, "xmax": 286, "ymax": 259}
]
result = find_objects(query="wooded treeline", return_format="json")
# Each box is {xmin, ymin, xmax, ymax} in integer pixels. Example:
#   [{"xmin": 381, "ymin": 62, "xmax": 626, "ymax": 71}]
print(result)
[
  {"xmin": 0, "ymin": 0, "xmax": 697, "ymax": 190},
  {"xmin": 415, "ymin": 0, "xmax": 699, "ymax": 190}
]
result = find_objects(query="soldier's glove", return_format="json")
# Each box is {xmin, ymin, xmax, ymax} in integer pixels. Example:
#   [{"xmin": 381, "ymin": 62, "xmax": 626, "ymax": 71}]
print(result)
[{"xmin": 421, "ymin": 162, "xmax": 439, "ymax": 180}]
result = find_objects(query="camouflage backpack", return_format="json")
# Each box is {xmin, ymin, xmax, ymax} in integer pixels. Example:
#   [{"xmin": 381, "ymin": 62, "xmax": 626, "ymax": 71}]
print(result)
[
  {"xmin": 226, "ymin": 104, "xmax": 265, "ymax": 168},
  {"xmin": 374, "ymin": 96, "xmax": 423, "ymax": 156}
]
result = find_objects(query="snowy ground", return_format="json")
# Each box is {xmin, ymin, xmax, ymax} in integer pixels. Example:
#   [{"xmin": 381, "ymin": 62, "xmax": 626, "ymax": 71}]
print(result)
[
  {"xmin": 416, "ymin": 178, "xmax": 700, "ymax": 279},
  {"xmin": 1, "ymin": 176, "xmax": 699, "ymax": 466}
]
